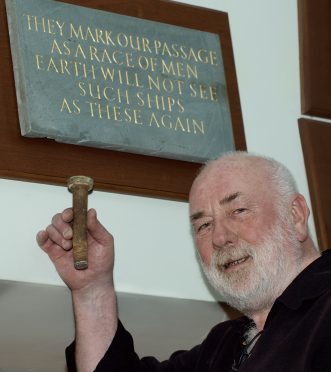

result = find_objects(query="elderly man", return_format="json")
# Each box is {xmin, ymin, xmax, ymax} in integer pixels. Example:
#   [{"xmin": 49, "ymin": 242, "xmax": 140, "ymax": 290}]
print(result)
[{"xmin": 37, "ymin": 152, "xmax": 331, "ymax": 371}]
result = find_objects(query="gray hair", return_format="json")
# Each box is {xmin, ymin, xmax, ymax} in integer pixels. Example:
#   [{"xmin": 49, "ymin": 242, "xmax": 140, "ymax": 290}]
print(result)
[{"xmin": 201, "ymin": 151, "xmax": 299, "ymax": 207}]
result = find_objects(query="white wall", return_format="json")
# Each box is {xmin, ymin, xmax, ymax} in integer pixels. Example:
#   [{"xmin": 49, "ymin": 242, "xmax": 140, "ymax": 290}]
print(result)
[{"xmin": 0, "ymin": 0, "xmax": 315, "ymax": 301}]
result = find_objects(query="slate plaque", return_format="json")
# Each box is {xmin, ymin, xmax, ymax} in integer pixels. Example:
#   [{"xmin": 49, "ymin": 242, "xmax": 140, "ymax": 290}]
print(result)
[{"xmin": 6, "ymin": 0, "xmax": 234, "ymax": 163}]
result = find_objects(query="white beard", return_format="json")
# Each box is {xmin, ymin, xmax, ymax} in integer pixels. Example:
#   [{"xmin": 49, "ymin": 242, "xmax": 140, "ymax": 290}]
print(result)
[{"xmin": 200, "ymin": 217, "xmax": 303, "ymax": 316}]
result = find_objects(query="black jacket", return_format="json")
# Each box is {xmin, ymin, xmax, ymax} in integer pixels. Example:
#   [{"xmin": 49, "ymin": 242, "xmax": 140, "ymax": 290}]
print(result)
[{"xmin": 67, "ymin": 250, "xmax": 331, "ymax": 371}]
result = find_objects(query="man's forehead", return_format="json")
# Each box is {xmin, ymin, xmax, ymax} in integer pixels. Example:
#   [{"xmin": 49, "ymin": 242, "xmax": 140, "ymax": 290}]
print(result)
[
  {"xmin": 191, "ymin": 162, "xmax": 248, "ymax": 195},
  {"xmin": 191, "ymin": 157, "xmax": 268, "ymax": 192},
  {"xmin": 189, "ymin": 159, "xmax": 269, "ymax": 211}
]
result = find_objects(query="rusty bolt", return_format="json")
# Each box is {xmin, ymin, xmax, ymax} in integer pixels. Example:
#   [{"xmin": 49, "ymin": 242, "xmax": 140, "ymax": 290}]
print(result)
[{"xmin": 67, "ymin": 175, "xmax": 94, "ymax": 270}]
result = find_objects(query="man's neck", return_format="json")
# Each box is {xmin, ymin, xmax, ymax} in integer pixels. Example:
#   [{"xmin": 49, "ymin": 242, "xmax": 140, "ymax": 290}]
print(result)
[{"xmin": 250, "ymin": 309, "xmax": 270, "ymax": 331}]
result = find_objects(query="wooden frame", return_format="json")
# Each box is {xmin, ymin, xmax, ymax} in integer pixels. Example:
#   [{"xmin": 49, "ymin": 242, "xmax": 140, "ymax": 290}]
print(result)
[
  {"xmin": 0, "ymin": 0, "xmax": 245, "ymax": 200},
  {"xmin": 299, "ymin": 118, "xmax": 331, "ymax": 251},
  {"xmin": 298, "ymin": 0, "xmax": 331, "ymax": 118}
]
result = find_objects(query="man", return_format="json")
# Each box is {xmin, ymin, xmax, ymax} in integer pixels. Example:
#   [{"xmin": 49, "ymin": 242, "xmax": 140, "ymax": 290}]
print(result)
[{"xmin": 37, "ymin": 151, "xmax": 331, "ymax": 371}]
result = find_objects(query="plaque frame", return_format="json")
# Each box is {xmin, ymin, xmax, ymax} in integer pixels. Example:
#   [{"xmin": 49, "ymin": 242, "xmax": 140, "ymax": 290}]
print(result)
[{"xmin": 0, "ymin": 0, "xmax": 245, "ymax": 200}]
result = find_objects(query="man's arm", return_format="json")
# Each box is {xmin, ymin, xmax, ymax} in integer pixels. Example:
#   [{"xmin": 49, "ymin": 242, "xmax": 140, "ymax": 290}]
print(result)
[{"xmin": 37, "ymin": 208, "xmax": 117, "ymax": 371}]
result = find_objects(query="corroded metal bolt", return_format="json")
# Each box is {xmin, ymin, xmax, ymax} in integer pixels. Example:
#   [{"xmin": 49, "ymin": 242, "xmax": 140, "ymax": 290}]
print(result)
[{"xmin": 67, "ymin": 176, "xmax": 94, "ymax": 270}]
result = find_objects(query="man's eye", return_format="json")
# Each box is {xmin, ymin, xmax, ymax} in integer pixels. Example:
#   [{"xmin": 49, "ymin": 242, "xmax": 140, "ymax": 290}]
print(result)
[
  {"xmin": 233, "ymin": 208, "xmax": 247, "ymax": 214},
  {"xmin": 197, "ymin": 222, "xmax": 211, "ymax": 232}
]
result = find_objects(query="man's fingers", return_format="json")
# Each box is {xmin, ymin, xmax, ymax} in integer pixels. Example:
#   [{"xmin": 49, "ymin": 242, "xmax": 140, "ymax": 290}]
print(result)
[
  {"xmin": 36, "ymin": 230, "xmax": 49, "ymax": 250},
  {"xmin": 51, "ymin": 212, "xmax": 73, "ymax": 238},
  {"xmin": 61, "ymin": 208, "xmax": 74, "ymax": 223},
  {"xmin": 87, "ymin": 209, "xmax": 114, "ymax": 246},
  {"xmin": 46, "ymin": 223, "xmax": 72, "ymax": 251}
]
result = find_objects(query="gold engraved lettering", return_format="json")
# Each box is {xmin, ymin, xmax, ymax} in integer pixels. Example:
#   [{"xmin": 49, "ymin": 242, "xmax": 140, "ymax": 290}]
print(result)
[
  {"xmin": 50, "ymin": 39, "xmax": 63, "ymax": 55},
  {"xmin": 161, "ymin": 42, "xmax": 172, "ymax": 57},
  {"xmin": 113, "ymin": 106, "xmax": 122, "ymax": 121},
  {"xmin": 70, "ymin": 24, "xmax": 84, "ymax": 41},
  {"xmin": 161, "ymin": 114, "xmax": 172, "ymax": 129},
  {"xmin": 100, "ymin": 66, "xmax": 115, "ymax": 81},
  {"xmin": 85, "ymin": 27, "xmax": 96, "ymax": 43},
  {"xmin": 125, "ymin": 70, "xmax": 143, "ymax": 88},
  {"xmin": 137, "ymin": 56, "xmax": 158, "ymax": 72},
  {"xmin": 192, "ymin": 118, "xmax": 205, "ymax": 134},
  {"xmin": 197, "ymin": 49, "xmax": 210, "ymax": 64},
  {"xmin": 79, "ymin": 82, "xmax": 130, "ymax": 105},
  {"xmin": 173, "ymin": 116, "xmax": 186, "ymax": 132},
  {"xmin": 95, "ymin": 28, "xmax": 106, "ymax": 44},
  {"xmin": 100, "ymin": 49, "xmax": 113, "ymax": 64},
  {"xmin": 23, "ymin": 14, "xmax": 36, "ymax": 31},
  {"xmin": 47, "ymin": 57, "xmax": 59, "ymax": 73},
  {"xmin": 125, "ymin": 53, "xmax": 134, "ymax": 68},
  {"xmin": 60, "ymin": 59, "xmax": 71, "ymax": 75},
  {"xmin": 50, "ymin": 39, "xmax": 71, "ymax": 56},
  {"xmin": 89, "ymin": 45, "xmax": 100, "ymax": 62},
  {"xmin": 153, "ymin": 40, "xmax": 162, "ymax": 55},
  {"xmin": 36, "ymin": 54, "xmax": 96, "ymax": 79},
  {"xmin": 35, "ymin": 54, "xmax": 44, "ymax": 70},
  {"xmin": 70, "ymin": 24, "xmax": 113, "ymax": 45},
  {"xmin": 189, "ymin": 82, "xmax": 218, "ymax": 101},
  {"xmin": 122, "ymin": 107, "xmax": 143, "ymax": 124},
  {"xmin": 147, "ymin": 75, "xmax": 185, "ymax": 96},
  {"xmin": 86, "ymin": 101, "xmax": 97, "ymax": 118},
  {"xmin": 148, "ymin": 112, "xmax": 205, "ymax": 134},
  {"xmin": 161, "ymin": 60, "xmax": 198, "ymax": 79},
  {"xmin": 103, "ymin": 86, "xmax": 114, "ymax": 101},
  {"xmin": 60, "ymin": 98, "xmax": 80, "ymax": 114},
  {"xmin": 112, "ymin": 50, "xmax": 123, "ymax": 65},
  {"xmin": 86, "ymin": 102, "xmax": 142, "ymax": 124},
  {"xmin": 132, "ymin": 108, "xmax": 142, "ymax": 124},
  {"xmin": 116, "ymin": 88, "xmax": 130, "ymax": 105},
  {"xmin": 73, "ymin": 44, "xmax": 86, "ymax": 59},
  {"xmin": 128, "ymin": 35, "xmax": 141, "ymax": 51},
  {"xmin": 81, "ymin": 63, "xmax": 96, "ymax": 80},
  {"xmin": 186, "ymin": 48, "xmax": 198, "ymax": 62},
  {"xmin": 136, "ymin": 92, "xmax": 184, "ymax": 113},
  {"xmin": 209, "ymin": 50, "xmax": 218, "ymax": 66},
  {"xmin": 117, "ymin": 33, "xmax": 128, "ymax": 48},
  {"xmin": 104, "ymin": 30, "xmax": 116, "ymax": 46},
  {"xmin": 100, "ymin": 66, "xmax": 143, "ymax": 88},
  {"xmin": 91, "ymin": 102, "xmax": 111, "ymax": 120},
  {"xmin": 142, "ymin": 37, "xmax": 153, "ymax": 53},
  {"xmin": 149, "ymin": 112, "xmax": 160, "ymax": 127},
  {"xmin": 56, "ymin": 20, "xmax": 65, "ymax": 36},
  {"xmin": 23, "ymin": 15, "xmax": 64, "ymax": 36}
]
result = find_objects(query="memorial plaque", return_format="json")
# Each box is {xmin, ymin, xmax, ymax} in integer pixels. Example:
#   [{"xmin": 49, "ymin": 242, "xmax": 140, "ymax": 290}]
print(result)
[{"xmin": 6, "ymin": 0, "xmax": 234, "ymax": 163}]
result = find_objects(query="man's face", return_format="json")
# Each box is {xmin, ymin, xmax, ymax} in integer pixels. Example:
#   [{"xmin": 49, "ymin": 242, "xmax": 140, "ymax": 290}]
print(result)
[{"xmin": 189, "ymin": 159, "xmax": 302, "ymax": 313}]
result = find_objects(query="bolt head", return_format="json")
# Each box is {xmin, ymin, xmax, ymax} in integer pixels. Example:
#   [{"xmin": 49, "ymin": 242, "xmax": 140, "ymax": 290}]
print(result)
[{"xmin": 67, "ymin": 175, "xmax": 94, "ymax": 192}]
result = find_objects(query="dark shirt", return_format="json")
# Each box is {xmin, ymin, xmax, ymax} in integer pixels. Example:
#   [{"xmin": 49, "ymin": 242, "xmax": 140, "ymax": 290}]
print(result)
[{"xmin": 66, "ymin": 250, "xmax": 331, "ymax": 371}]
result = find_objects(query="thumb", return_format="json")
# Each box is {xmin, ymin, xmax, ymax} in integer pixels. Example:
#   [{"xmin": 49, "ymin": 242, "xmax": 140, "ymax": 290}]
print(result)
[{"xmin": 87, "ymin": 208, "xmax": 114, "ymax": 246}]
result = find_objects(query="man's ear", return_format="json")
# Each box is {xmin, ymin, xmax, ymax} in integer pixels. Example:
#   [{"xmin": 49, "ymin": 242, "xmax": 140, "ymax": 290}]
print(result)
[{"xmin": 291, "ymin": 194, "xmax": 310, "ymax": 242}]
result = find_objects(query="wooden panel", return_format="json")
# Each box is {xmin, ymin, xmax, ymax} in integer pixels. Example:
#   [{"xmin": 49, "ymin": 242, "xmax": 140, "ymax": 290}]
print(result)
[
  {"xmin": 0, "ymin": 0, "xmax": 245, "ymax": 200},
  {"xmin": 298, "ymin": 0, "xmax": 331, "ymax": 118},
  {"xmin": 299, "ymin": 118, "xmax": 331, "ymax": 250}
]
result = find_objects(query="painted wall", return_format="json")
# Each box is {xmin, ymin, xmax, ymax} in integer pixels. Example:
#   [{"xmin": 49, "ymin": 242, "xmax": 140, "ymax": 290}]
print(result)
[{"xmin": 0, "ymin": 0, "xmax": 315, "ymax": 301}]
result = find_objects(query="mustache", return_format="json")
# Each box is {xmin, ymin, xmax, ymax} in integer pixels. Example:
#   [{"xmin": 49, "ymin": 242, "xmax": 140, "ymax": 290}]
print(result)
[{"xmin": 213, "ymin": 244, "xmax": 255, "ymax": 269}]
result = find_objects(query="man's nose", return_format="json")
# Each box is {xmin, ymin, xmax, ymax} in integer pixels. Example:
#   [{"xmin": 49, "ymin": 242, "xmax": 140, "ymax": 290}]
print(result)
[{"xmin": 212, "ymin": 220, "xmax": 237, "ymax": 249}]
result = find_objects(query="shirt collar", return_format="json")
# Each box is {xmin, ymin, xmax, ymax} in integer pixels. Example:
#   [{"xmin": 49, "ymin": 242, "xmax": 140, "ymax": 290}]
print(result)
[{"xmin": 276, "ymin": 249, "xmax": 331, "ymax": 310}]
